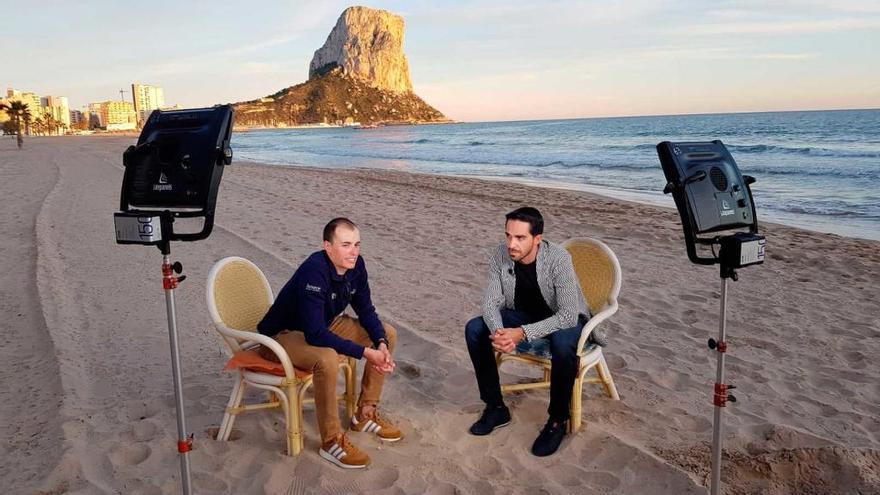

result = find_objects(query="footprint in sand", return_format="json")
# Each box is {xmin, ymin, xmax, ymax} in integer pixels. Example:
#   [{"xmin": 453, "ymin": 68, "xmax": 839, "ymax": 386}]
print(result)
[
  {"xmin": 127, "ymin": 401, "xmax": 162, "ymax": 421},
  {"xmin": 639, "ymin": 343, "xmax": 674, "ymax": 360},
  {"xmin": 193, "ymin": 472, "xmax": 229, "ymax": 493},
  {"xmin": 668, "ymin": 407, "xmax": 713, "ymax": 432},
  {"xmin": 132, "ymin": 419, "xmax": 159, "ymax": 442},
  {"xmin": 680, "ymin": 294, "xmax": 707, "ymax": 303},
  {"xmin": 845, "ymin": 351, "xmax": 867, "ymax": 370},
  {"xmin": 473, "ymin": 455, "xmax": 503, "ymax": 476},
  {"xmin": 604, "ymin": 353, "xmax": 627, "ymax": 370},
  {"xmin": 682, "ymin": 309, "xmax": 701, "ymax": 325},
  {"xmin": 319, "ymin": 467, "xmax": 400, "ymax": 493},
  {"xmin": 204, "ymin": 426, "xmax": 243, "ymax": 442},
  {"xmin": 110, "ymin": 443, "xmax": 151, "ymax": 466},
  {"xmin": 423, "ymin": 482, "xmax": 459, "ymax": 495},
  {"xmin": 395, "ymin": 360, "xmax": 421, "ymax": 379},
  {"xmin": 565, "ymin": 470, "xmax": 621, "ymax": 490}
]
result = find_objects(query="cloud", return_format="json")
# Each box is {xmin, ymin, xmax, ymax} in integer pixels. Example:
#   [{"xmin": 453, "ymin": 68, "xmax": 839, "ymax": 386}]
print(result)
[
  {"xmin": 669, "ymin": 17, "xmax": 880, "ymax": 37},
  {"xmin": 752, "ymin": 52, "xmax": 817, "ymax": 60},
  {"xmin": 220, "ymin": 2, "xmax": 341, "ymax": 56},
  {"xmin": 629, "ymin": 45, "xmax": 817, "ymax": 62},
  {"xmin": 240, "ymin": 62, "xmax": 297, "ymax": 76}
]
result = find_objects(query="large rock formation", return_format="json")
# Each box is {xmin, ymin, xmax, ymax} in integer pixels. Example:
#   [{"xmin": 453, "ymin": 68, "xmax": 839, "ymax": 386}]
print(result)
[
  {"xmin": 233, "ymin": 6, "xmax": 446, "ymax": 127},
  {"xmin": 309, "ymin": 6, "xmax": 412, "ymax": 94}
]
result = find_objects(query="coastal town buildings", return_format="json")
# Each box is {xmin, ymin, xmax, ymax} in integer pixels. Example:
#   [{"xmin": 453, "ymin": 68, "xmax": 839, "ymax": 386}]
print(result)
[
  {"xmin": 97, "ymin": 100, "xmax": 137, "ymax": 130},
  {"xmin": 41, "ymin": 95, "xmax": 71, "ymax": 131},
  {"xmin": 132, "ymin": 83, "xmax": 165, "ymax": 124},
  {"xmin": 4, "ymin": 84, "xmax": 170, "ymax": 133},
  {"xmin": 4, "ymin": 88, "xmax": 65, "ymax": 134}
]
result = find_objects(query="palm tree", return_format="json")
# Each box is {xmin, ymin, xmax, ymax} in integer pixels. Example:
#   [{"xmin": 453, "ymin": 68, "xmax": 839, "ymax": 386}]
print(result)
[
  {"xmin": 0, "ymin": 101, "xmax": 8, "ymax": 138},
  {"xmin": 31, "ymin": 115, "xmax": 44, "ymax": 136},
  {"xmin": 42, "ymin": 111, "xmax": 59, "ymax": 136},
  {"xmin": 3, "ymin": 101, "xmax": 31, "ymax": 148}
]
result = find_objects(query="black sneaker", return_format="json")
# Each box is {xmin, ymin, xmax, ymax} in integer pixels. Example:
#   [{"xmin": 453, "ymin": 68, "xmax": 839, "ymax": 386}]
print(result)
[
  {"xmin": 531, "ymin": 419, "xmax": 567, "ymax": 456},
  {"xmin": 468, "ymin": 405, "xmax": 511, "ymax": 436}
]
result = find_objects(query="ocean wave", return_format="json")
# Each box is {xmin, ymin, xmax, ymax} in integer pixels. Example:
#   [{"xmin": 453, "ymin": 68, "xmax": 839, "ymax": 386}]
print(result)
[
  {"xmin": 246, "ymin": 144, "xmax": 671, "ymax": 174},
  {"xmin": 598, "ymin": 143, "xmax": 658, "ymax": 151},
  {"xmin": 741, "ymin": 165, "xmax": 879, "ymax": 180},
  {"xmin": 728, "ymin": 144, "xmax": 880, "ymax": 159},
  {"xmin": 534, "ymin": 160, "xmax": 564, "ymax": 168},
  {"xmin": 387, "ymin": 138, "xmax": 438, "ymax": 144},
  {"xmin": 768, "ymin": 204, "xmax": 878, "ymax": 219},
  {"xmin": 241, "ymin": 144, "xmax": 878, "ymax": 180}
]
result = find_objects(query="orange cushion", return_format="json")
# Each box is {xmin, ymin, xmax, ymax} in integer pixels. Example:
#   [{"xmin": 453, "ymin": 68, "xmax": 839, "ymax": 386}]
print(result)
[{"xmin": 225, "ymin": 349, "xmax": 294, "ymax": 377}]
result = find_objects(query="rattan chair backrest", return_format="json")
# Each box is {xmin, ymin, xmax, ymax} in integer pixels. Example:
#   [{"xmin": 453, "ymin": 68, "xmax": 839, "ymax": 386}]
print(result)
[
  {"xmin": 563, "ymin": 238, "xmax": 621, "ymax": 315},
  {"xmin": 210, "ymin": 258, "xmax": 273, "ymax": 332}
]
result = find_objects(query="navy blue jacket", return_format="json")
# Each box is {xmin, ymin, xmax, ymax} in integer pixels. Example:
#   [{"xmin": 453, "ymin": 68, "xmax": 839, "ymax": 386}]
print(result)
[{"xmin": 257, "ymin": 251, "xmax": 385, "ymax": 359}]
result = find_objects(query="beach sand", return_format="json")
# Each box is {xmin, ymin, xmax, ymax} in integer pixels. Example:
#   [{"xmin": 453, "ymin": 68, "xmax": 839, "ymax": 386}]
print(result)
[{"xmin": 2, "ymin": 136, "xmax": 878, "ymax": 494}]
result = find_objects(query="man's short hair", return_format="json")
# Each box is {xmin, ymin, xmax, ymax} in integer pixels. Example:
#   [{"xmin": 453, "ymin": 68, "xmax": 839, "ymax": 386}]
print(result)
[
  {"xmin": 505, "ymin": 207, "xmax": 544, "ymax": 236},
  {"xmin": 323, "ymin": 217, "xmax": 358, "ymax": 242}
]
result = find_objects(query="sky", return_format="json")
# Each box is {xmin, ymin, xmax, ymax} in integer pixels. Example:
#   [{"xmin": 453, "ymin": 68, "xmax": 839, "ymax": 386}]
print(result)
[{"xmin": 3, "ymin": 0, "xmax": 879, "ymax": 121}]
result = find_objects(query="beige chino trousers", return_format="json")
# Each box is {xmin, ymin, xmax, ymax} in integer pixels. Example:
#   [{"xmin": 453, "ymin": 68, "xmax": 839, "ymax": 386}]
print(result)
[{"xmin": 261, "ymin": 315, "xmax": 397, "ymax": 443}]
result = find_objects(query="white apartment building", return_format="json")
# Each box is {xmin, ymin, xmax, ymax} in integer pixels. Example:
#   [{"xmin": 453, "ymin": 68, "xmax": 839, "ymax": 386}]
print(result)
[{"xmin": 131, "ymin": 83, "xmax": 165, "ymax": 124}]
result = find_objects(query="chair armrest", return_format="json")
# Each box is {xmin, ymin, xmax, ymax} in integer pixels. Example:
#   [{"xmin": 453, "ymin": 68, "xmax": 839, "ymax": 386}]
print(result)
[
  {"xmin": 576, "ymin": 300, "xmax": 618, "ymax": 356},
  {"xmin": 212, "ymin": 323, "xmax": 297, "ymax": 378}
]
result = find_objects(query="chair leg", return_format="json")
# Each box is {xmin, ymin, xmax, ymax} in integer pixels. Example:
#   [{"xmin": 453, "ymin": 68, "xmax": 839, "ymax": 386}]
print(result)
[
  {"xmin": 218, "ymin": 377, "xmax": 245, "ymax": 441},
  {"xmin": 597, "ymin": 354, "xmax": 620, "ymax": 400},
  {"xmin": 344, "ymin": 357, "xmax": 356, "ymax": 420},
  {"xmin": 286, "ymin": 384, "xmax": 301, "ymax": 456},
  {"xmin": 570, "ymin": 375, "xmax": 583, "ymax": 433},
  {"xmin": 297, "ymin": 384, "xmax": 313, "ymax": 454}
]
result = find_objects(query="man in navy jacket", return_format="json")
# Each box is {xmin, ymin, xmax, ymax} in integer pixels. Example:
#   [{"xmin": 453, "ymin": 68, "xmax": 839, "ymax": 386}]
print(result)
[{"xmin": 258, "ymin": 217, "xmax": 400, "ymax": 469}]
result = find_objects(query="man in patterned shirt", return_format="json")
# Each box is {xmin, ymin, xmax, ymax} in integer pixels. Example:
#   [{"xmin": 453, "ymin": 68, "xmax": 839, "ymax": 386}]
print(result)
[{"xmin": 464, "ymin": 206, "xmax": 591, "ymax": 457}]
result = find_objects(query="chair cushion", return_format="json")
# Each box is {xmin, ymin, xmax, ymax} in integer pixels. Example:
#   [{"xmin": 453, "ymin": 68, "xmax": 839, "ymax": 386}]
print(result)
[
  {"xmin": 516, "ymin": 338, "xmax": 596, "ymax": 359},
  {"xmin": 224, "ymin": 349, "xmax": 310, "ymax": 378}
]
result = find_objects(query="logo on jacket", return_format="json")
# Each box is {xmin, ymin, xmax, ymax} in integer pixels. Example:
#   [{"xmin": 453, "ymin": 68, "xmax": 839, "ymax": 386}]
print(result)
[{"xmin": 305, "ymin": 283, "xmax": 322, "ymax": 293}]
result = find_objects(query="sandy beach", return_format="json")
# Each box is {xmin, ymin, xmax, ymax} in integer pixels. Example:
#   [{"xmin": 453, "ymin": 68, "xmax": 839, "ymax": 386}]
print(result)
[{"xmin": 2, "ymin": 135, "xmax": 878, "ymax": 494}]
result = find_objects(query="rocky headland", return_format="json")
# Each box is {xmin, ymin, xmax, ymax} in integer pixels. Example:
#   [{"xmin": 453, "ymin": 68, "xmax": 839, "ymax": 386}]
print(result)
[{"xmin": 233, "ymin": 6, "xmax": 448, "ymax": 128}]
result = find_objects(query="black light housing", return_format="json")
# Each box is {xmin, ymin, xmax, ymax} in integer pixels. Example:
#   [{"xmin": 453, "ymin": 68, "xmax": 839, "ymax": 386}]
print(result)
[
  {"xmin": 115, "ymin": 105, "xmax": 234, "ymax": 249},
  {"xmin": 657, "ymin": 140, "xmax": 763, "ymax": 268}
]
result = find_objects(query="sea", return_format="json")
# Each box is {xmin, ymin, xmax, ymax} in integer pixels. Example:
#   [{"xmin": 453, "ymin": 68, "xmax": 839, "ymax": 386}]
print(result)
[{"xmin": 232, "ymin": 109, "xmax": 880, "ymax": 241}]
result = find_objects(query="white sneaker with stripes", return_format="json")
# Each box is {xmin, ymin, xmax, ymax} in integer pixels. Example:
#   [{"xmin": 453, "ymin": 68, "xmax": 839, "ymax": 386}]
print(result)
[
  {"xmin": 319, "ymin": 434, "xmax": 370, "ymax": 469},
  {"xmin": 350, "ymin": 410, "xmax": 403, "ymax": 442}
]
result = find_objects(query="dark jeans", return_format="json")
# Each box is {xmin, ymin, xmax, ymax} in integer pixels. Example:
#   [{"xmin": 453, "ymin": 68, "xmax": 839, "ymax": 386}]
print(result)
[{"xmin": 464, "ymin": 309, "xmax": 582, "ymax": 422}]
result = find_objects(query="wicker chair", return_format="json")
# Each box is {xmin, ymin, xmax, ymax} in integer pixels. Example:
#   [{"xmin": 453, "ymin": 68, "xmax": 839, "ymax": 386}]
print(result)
[
  {"xmin": 496, "ymin": 238, "xmax": 621, "ymax": 432},
  {"xmin": 206, "ymin": 256, "xmax": 356, "ymax": 455}
]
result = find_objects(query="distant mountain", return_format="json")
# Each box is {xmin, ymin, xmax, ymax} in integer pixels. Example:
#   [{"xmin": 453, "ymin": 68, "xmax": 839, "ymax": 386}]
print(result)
[{"xmin": 233, "ymin": 6, "xmax": 448, "ymax": 127}]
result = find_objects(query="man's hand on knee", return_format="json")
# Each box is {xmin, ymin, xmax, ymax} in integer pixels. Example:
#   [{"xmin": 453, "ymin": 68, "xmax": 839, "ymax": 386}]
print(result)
[
  {"xmin": 364, "ymin": 346, "xmax": 395, "ymax": 374},
  {"xmin": 491, "ymin": 327, "xmax": 525, "ymax": 354}
]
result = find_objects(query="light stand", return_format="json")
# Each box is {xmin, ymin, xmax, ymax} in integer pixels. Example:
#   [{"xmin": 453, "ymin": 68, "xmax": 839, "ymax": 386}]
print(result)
[
  {"xmin": 656, "ymin": 141, "xmax": 766, "ymax": 495},
  {"xmin": 114, "ymin": 105, "xmax": 234, "ymax": 495},
  {"xmin": 708, "ymin": 261, "xmax": 737, "ymax": 495},
  {"xmin": 159, "ymin": 225, "xmax": 193, "ymax": 494}
]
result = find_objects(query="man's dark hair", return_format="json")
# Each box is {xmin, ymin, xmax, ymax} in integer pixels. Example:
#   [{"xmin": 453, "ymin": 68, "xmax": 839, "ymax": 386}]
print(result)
[
  {"xmin": 505, "ymin": 207, "xmax": 544, "ymax": 236},
  {"xmin": 323, "ymin": 217, "xmax": 358, "ymax": 242}
]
